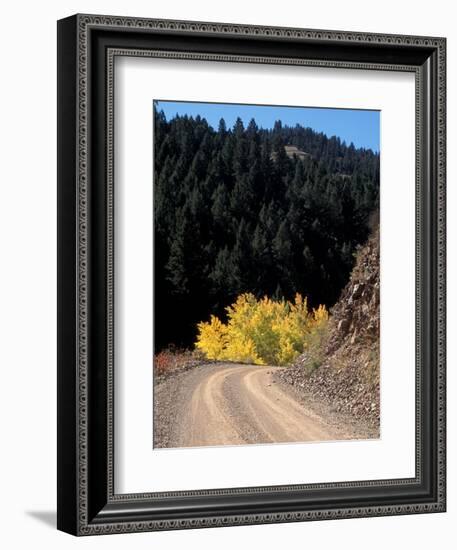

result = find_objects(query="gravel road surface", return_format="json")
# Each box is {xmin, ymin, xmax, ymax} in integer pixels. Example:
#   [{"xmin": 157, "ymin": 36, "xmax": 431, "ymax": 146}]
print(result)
[{"xmin": 154, "ymin": 363, "xmax": 370, "ymax": 448}]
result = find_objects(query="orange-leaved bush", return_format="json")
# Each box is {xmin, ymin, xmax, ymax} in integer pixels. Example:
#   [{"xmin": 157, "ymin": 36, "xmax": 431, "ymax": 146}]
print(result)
[{"xmin": 195, "ymin": 293, "xmax": 328, "ymax": 366}]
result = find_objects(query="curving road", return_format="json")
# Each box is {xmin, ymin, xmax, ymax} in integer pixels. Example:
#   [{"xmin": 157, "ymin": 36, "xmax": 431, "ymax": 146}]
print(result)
[{"xmin": 154, "ymin": 363, "xmax": 347, "ymax": 448}]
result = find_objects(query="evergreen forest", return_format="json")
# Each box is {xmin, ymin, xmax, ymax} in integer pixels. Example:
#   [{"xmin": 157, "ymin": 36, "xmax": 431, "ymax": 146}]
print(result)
[{"xmin": 154, "ymin": 104, "xmax": 380, "ymax": 351}]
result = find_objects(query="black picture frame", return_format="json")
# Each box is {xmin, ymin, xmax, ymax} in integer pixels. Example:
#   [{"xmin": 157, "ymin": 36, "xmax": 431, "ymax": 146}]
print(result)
[{"xmin": 57, "ymin": 14, "xmax": 446, "ymax": 536}]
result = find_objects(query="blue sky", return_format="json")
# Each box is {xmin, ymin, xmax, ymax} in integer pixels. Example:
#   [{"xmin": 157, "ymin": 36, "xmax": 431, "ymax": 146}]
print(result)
[{"xmin": 154, "ymin": 100, "xmax": 380, "ymax": 152}]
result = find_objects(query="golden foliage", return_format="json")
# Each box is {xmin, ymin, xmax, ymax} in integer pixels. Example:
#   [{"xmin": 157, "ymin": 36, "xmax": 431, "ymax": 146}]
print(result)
[
  {"xmin": 195, "ymin": 315, "xmax": 228, "ymax": 360},
  {"xmin": 195, "ymin": 293, "xmax": 328, "ymax": 366}
]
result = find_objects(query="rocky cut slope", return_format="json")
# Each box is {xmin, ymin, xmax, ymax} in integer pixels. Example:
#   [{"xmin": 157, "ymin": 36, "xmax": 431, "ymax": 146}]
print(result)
[{"xmin": 277, "ymin": 227, "xmax": 380, "ymax": 433}]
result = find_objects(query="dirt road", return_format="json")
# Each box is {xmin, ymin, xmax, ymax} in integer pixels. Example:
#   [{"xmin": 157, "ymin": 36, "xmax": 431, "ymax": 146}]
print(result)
[{"xmin": 154, "ymin": 363, "xmax": 360, "ymax": 448}]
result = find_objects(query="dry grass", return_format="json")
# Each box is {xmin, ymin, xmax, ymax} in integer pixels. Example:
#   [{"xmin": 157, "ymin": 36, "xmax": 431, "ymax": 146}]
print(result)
[{"xmin": 154, "ymin": 348, "xmax": 207, "ymax": 378}]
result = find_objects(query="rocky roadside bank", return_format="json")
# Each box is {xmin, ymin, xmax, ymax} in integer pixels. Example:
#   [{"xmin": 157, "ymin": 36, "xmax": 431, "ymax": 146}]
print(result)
[{"xmin": 275, "ymin": 228, "xmax": 380, "ymax": 434}]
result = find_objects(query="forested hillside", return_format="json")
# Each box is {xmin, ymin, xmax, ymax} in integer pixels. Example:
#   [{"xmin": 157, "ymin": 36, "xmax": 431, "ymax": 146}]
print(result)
[{"xmin": 154, "ymin": 106, "xmax": 380, "ymax": 351}]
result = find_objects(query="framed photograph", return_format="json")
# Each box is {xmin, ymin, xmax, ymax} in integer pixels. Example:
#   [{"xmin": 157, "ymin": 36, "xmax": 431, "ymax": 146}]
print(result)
[{"xmin": 57, "ymin": 14, "xmax": 446, "ymax": 535}]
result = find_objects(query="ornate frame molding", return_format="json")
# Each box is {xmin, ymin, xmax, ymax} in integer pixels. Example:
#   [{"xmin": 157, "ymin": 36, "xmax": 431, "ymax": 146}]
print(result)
[{"xmin": 57, "ymin": 14, "xmax": 446, "ymax": 536}]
